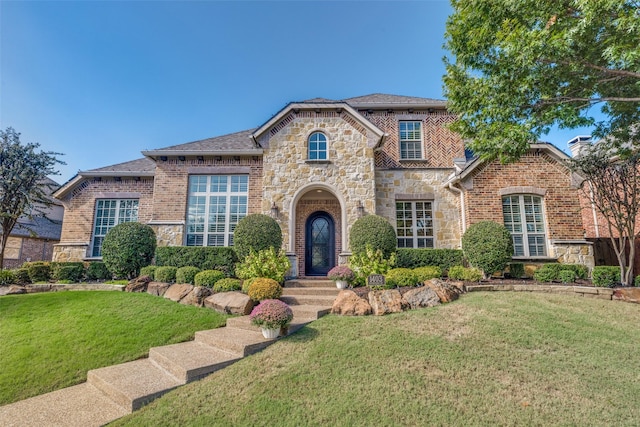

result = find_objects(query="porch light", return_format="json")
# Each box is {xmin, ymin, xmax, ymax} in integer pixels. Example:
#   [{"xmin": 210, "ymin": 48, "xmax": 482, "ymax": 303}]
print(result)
[
  {"xmin": 357, "ymin": 200, "xmax": 365, "ymax": 218},
  {"xmin": 270, "ymin": 202, "xmax": 279, "ymax": 220}
]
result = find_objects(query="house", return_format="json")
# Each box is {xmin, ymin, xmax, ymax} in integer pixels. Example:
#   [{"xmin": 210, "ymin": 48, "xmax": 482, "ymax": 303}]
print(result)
[
  {"xmin": 2, "ymin": 178, "xmax": 63, "ymax": 269},
  {"xmin": 52, "ymin": 94, "xmax": 594, "ymax": 276}
]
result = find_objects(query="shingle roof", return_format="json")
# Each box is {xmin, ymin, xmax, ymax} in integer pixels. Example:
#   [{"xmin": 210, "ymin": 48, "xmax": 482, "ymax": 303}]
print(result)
[
  {"xmin": 10, "ymin": 217, "xmax": 62, "ymax": 240},
  {"xmin": 343, "ymin": 93, "xmax": 447, "ymax": 107},
  {"xmin": 151, "ymin": 129, "xmax": 258, "ymax": 152},
  {"xmin": 84, "ymin": 157, "xmax": 156, "ymax": 174},
  {"xmin": 302, "ymin": 97, "xmax": 339, "ymax": 103}
]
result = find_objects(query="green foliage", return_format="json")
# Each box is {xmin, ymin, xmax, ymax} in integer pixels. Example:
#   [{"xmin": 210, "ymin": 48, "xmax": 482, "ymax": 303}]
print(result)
[
  {"xmin": 235, "ymin": 247, "xmax": 290, "ymax": 284},
  {"xmin": 242, "ymin": 277, "xmax": 256, "ymax": 294},
  {"xmin": 349, "ymin": 244, "xmax": 396, "ymax": 287},
  {"xmin": 176, "ymin": 266, "xmax": 201, "ymax": 285},
  {"xmin": 233, "ymin": 214, "xmax": 282, "ymax": 261},
  {"xmin": 384, "ymin": 268, "xmax": 419, "ymax": 288},
  {"xmin": 86, "ymin": 262, "xmax": 111, "ymax": 281},
  {"xmin": 447, "ymin": 265, "xmax": 466, "ymax": 280},
  {"xmin": 395, "ymin": 248, "xmax": 464, "ymax": 272},
  {"xmin": 213, "ymin": 278, "xmax": 242, "ymax": 293},
  {"xmin": 444, "ymin": 1, "xmax": 640, "ymax": 163},
  {"xmin": 194, "ymin": 270, "xmax": 226, "ymax": 288},
  {"xmin": 155, "ymin": 266, "xmax": 178, "ymax": 283},
  {"xmin": 349, "ymin": 215, "xmax": 397, "ymax": 258},
  {"xmin": 12, "ymin": 268, "xmax": 31, "ymax": 284},
  {"xmin": 508, "ymin": 263, "xmax": 525, "ymax": 279},
  {"xmin": 0, "ymin": 270, "xmax": 16, "ymax": 286},
  {"xmin": 154, "ymin": 247, "xmax": 238, "ymax": 276},
  {"xmin": 461, "ymin": 221, "xmax": 513, "ymax": 278},
  {"xmin": 447, "ymin": 265, "xmax": 482, "ymax": 282},
  {"xmin": 53, "ymin": 263, "xmax": 85, "ymax": 283},
  {"xmin": 561, "ymin": 264, "xmax": 589, "ymax": 280},
  {"xmin": 635, "ymin": 275, "xmax": 640, "ymax": 287},
  {"xmin": 25, "ymin": 262, "xmax": 51, "ymax": 283},
  {"xmin": 413, "ymin": 266, "xmax": 443, "ymax": 282},
  {"xmin": 138, "ymin": 266, "xmax": 157, "ymax": 280},
  {"xmin": 592, "ymin": 266, "xmax": 621, "ymax": 287},
  {"xmin": 534, "ymin": 263, "xmax": 590, "ymax": 283},
  {"xmin": 247, "ymin": 278, "xmax": 283, "ymax": 302},
  {"xmin": 102, "ymin": 222, "xmax": 156, "ymax": 279},
  {"xmin": 558, "ymin": 270, "xmax": 576, "ymax": 284}
]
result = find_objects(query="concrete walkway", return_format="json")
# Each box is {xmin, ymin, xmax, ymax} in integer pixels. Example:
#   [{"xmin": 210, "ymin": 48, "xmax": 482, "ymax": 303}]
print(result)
[{"xmin": 0, "ymin": 280, "xmax": 338, "ymax": 427}]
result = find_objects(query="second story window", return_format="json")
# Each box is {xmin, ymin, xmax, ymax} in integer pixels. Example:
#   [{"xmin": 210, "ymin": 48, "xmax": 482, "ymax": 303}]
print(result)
[
  {"xmin": 308, "ymin": 132, "xmax": 328, "ymax": 160},
  {"xmin": 399, "ymin": 121, "xmax": 423, "ymax": 160}
]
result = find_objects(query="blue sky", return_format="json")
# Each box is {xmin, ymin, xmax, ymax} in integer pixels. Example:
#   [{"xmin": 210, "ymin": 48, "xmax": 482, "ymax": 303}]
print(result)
[{"xmin": 1, "ymin": 1, "xmax": 593, "ymax": 184}]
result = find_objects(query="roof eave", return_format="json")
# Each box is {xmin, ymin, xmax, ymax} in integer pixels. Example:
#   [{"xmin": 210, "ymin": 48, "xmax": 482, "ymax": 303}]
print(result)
[
  {"xmin": 141, "ymin": 149, "xmax": 263, "ymax": 158},
  {"xmin": 347, "ymin": 101, "xmax": 448, "ymax": 110}
]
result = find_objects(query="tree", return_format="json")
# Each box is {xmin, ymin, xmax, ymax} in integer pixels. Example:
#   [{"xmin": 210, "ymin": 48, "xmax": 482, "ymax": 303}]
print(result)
[
  {"xmin": 101, "ymin": 222, "xmax": 156, "ymax": 279},
  {"xmin": 0, "ymin": 128, "xmax": 64, "ymax": 269},
  {"xmin": 461, "ymin": 221, "xmax": 513, "ymax": 279},
  {"xmin": 570, "ymin": 141, "xmax": 639, "ymax": 286},
  {"xmin": 444, "ymin": 0, "xmax": 640, "ymax": 162}
]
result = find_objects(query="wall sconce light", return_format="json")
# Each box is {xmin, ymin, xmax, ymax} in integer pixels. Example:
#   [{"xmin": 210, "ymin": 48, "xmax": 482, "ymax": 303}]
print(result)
[
  {"xmin": 270, "ymin": 202, "xmax": 279, "ymax": 220},
  {"xmin": 357, "ymin": 200, "xmax": 365, "ymax": 218}
]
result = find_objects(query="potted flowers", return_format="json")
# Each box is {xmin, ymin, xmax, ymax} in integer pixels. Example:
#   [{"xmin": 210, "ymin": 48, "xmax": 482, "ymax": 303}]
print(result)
[
  {"xmin": 327, "ymin": 265, "xmax": 354, "ymax": 289},
  {"xmin": 249, "ymin": 299, "xmax": 294, "ymax": 338}
]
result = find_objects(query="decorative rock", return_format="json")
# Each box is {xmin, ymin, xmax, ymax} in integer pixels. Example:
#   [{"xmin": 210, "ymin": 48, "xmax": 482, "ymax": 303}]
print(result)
[
  {"xmin": 204, "ymin": 291, "xmax": 255, "ymax": 315},
  {"xmin": 0, "ymin": 285, "xmax": 27, "ymax": 296},
  {"xmin": 402, "ymin": 286, "xmax": 441, "ymax": 310},
  {"xmin": 368, "ymin": 289, "xmax": 405, "ymax": 316},
  {"xmin": 331, "ymin": 290, "xmax": 372, "ymax": 316},
  {"xmin": 147, "ymin": 281, "xmax": 170, "ymax": 297},
  {"xmin": 164, "ymin": 283, "xmax": 194, "ymax": 302},
  {"xmin": 180, "ymin": 286, "xmax": 212, "ymax": 307},
  {"xmin": 424, "ymin": 278, "xmax": 463, "ymax": 303},
  {"xmin": 449, "ymin": 280, "xmax": 466, "ymax": 293},
  {"xmin": 125, "ymin": 275, "xmax": 152, "ymax": 293},
  {"xmin": 612, "ymin": 287, "xmax": 640, "ymax": 304}
]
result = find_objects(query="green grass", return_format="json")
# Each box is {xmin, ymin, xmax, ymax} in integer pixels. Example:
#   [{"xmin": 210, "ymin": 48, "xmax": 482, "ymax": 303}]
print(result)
[
  {"xmin": 0, "ymin": 291, "xmax": 227, "ymax": 405},
  {"xmin": 113, "ymin": 292, "xmax": 640, "ymax": 426}
]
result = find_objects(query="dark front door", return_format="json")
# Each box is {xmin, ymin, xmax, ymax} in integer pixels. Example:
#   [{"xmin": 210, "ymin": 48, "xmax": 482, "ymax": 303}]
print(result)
[{"xmin": 305, "ymin": 212, "xmax": 335, "ymax": 276}]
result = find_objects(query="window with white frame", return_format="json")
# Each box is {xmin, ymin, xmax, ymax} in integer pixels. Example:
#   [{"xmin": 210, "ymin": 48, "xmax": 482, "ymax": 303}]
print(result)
[
  {"xmin": 395, "ymin": 201, "xmax": 434, "ymax": 248},
  {"xmin": 308, "ymin": 132, "xmax": 328, "ymax": 160},
  {"xmin": 399, "ymin": 121, "xmax": 423, "ymax": 160},
  {"xmin": 91, "ymin": 199, "xmax": 139, "ymax": 257},
  {"xmin": 502, "ymin": 194, "xmax": 547, "ymax": 257},
  {"xmin": 186, "ymin": 175, "xmax": 248, "ymax": 247}
]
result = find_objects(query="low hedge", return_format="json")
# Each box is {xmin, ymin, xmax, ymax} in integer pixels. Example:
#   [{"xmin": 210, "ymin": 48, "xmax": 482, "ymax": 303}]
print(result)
[
  {"xmin": 194, "ymin": 270, "xmax": 226, "ymax": 288},
  {"xmin": 155, "ymin": 266, "xmax": 178, "ymax": 283},
  {"xmin": 155, "ymin": 247, "xmax": 238, "ymax": 276},
  {"xmin": 23, "ymin": 262, "xmax": 51, "ymax": 283},
  {"xmin": 176, "ymin": 266, "xmax": 201, "ymax": 285},
  {"xmin": 592, "ymin": 266, "xmax": 621, "ymax": 287},
  {"xmin": 448, "ymin": 265, "xmax": 483, "ymax": 282},
  {"xmin": 384, "ymin": 268, "xmax": 419, "ymax": 288},
  {"xmin": 534, "ymin": 263, "xmax": 589, "ymax": 283},
  {"xmin": 213, "ymin": 278, "xmax": 242, "ymax": 293},
  {"xmin": 139, "ymin": 266, "xmax": 157, "ymax": 280},
  {"xmin": 0, "ymin": 270, "xmax": 16, "ymax": 286},
  {"xmin": 395, "ymin": 249, "xmax": 463, "ymax": 271},
  {"xmin": 413, "ymin": 266, "xmax": 442, "ymax": 282},
  {"xmin": 53, "ymin": 263, "xmax": 85, "ymax": 282},
  {"xmin": 86, "ymin": 262, "xmax": 111, "ymax": 280}
]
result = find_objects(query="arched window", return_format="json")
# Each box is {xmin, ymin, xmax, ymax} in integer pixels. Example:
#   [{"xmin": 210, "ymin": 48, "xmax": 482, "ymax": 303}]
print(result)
[{"xmin": 308, "ymin": 132, "xmax": 328, "ymax": 160}]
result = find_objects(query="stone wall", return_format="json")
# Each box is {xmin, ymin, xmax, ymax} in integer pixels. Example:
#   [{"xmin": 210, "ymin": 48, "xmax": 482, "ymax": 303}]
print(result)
[{"xmin": 550, "ymin": 241, "xmax": 595, "ymax": 271}]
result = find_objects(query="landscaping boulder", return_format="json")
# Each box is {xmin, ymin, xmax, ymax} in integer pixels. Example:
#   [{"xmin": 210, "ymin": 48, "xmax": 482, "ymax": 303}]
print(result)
[
  {"xmin": 331, "ymin": 290, "xmax": 372, "ymax": 316},
  {"xmin": 368, "ymin": 289, "xmax": 405, "ymax": 316},
  {"xmin": 0, "ymin": 285, "xmax": 26, "ymax": 296},
  {"xmin": 147, "ymin": 281, "xmax": 170, "ymax": 297},
  {"xmin": 402, "ymin": 286, "xmax": 441, "ymax": 310},
  {"xmin": 180, "ymin": 286, "xmax": 212, "ymax": 307},
  {"xmin": 164, "ymin": 283, "xmax": 194, "ymax": 302},
  {"xmin": 205, "ymin": 291, "xmax": 255, "ymax": 315},
  {"xmin": 612, "ymin": 288, "xmax": 640, "ymax": 304},
  {"xmin": 424, "ymin": 278, "xmax": 463, "ymax": 303},
  {"xmin": 125, "ymin": 275, "xmax": 152, "ymax": 293}
]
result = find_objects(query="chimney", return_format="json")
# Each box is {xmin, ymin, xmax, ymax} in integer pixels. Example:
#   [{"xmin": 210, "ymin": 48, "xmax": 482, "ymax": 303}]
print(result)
[{"xmin": 567, "ymin": 135, "xmax": 592, "ymax": 157}]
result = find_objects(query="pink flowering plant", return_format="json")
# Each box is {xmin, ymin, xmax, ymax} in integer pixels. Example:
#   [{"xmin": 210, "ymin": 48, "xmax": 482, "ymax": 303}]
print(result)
[
  {"xmin": 327, "ymin": 265, "xmax": 354, "ymax": 282},
  {"xmin": 249, "ymin": 299, "xmax": 294, "ymax": 329}
]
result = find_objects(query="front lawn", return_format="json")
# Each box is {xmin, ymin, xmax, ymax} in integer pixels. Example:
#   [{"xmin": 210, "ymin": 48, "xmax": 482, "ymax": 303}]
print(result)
[
  {"xmin": 0, "ymin": 291, "xmax": 227, "ymax": 405},
  {"xmin": 113, "ymin": 292, "xmax": 640, "ymax": 426}
]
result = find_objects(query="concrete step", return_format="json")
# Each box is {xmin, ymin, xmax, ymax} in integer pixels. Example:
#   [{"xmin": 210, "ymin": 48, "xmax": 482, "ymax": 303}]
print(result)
[
  {"xmin": 87, "ymin": 359, "xmax": 183, "ymax": 412},
  {"xmin": 149, "ymin": 341, "xmax": 241, "ymax": 383},
  {"xmin": 195, "ymin": 327, "xmax": 275, "ymax": 357},
  {"xmin": 282, "ymin": 286, "xmax": 340, "ymax": 296},
  {"xmin": 291, "ymin": 304, "xmax": 332, "ymax": 320},
  {"xmin": 225, "ymin": 315, "xmax": 313, "ymax": 335},
  {"xmin": 281, "ymin": 294, "xmax": 337, "ymax": 306},
  {"xmin": 285, "ymin": 279, "xmax": 335, "ymax": 288}
]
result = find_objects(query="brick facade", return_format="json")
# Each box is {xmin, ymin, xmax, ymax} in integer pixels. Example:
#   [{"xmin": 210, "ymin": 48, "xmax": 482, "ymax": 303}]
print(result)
[{"xmin": 3, "ymin": 237, "xmax": 57, "ymax": 269}]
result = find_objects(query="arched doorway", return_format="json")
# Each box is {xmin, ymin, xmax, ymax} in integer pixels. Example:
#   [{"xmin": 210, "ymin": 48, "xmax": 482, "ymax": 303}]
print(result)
[{"xmin": 305, "ymin": 212, "xmax": 335, "ymax": 276}]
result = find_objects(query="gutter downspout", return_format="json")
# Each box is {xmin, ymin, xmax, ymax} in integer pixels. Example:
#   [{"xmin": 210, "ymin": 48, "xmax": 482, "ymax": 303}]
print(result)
[{"xmin": 447, "ymin": 181, "xmax": 467, "ymax": 234}]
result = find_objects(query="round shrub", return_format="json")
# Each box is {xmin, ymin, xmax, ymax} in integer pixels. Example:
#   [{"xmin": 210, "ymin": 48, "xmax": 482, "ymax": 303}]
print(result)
[
  {"xmin": 87, "ymin": 262, "xmax": 111, "ymax": 280},
  {"xmin": 233, "ymin": 214, "xmax": 282, "ymax": 261},
  {"xmin": 235, "ymin": 247, "xmax": 290, "ymax": 284},
  {"xmin": 385, "ymin": 268, "xmax": 419, "ymax": 288},
  {"xmin": 447, "ymin": 265, "xmax": 466, "ymax": 280},
  {"xmin": 533, "ymin": 264, "xmax": 558, "ymax": 283},
  {"xmin": 242, "ymin": 277, "xmax": 257, "ymax": 293},
  {"xmin": 349, "ymin": 215, "xmax": 397, "ymax": 258},
  {"xmin": 508, "ymin": 262, "xmax": 525, "ymax": 279},
  {"xmin": 26, "ymin": 263, "xmax": 51, "ymax": 283},
  {"xmin": 102, "ymin": 222, "xmax": 156, "ymax": 279},
  {"xmin": 213, "ymin": 278, "xmax": 242, "ymax": 292},
  {"xmin": 462, "ymin": 267, "xmax": 483, "ymax": 282},
  {"xmin": 54, "ymin": 264, "xmax": 85, "ymax": 283},
  {"xmin": 592, "ymin": 266, "xmax": 620, "ymax": 287},
  {"xmin": 139, "ymin": 266, "xmax": 157, "ymax": 280},
  {"xmin": 194, "ymin": 270, "xmax": 226, "ymax": 288},
  {"xmin": 0, "ymin": 270, "xmax": 16, "ymax": 286},
  {"xmin": 155, "ymin": 266, "xmax": 178, "ymax": 283},
  {"xmin": 247, "ymin": 278, "xmax": 283, "ymax": 301},
  {"xmin": 413, "ymin": 266, "xmax": 442, "ymax": 282},
  {"xmin": 12, "ymin": 268, "xmax": 31, "ymax": 285},
  {"xmin": 461, "ymin": 221, "xmax": 513, "ymax": 278},
  {"xmin": 558, "ymin": 270, "xmax": 576, "ymax": 284},
  {"xmin": 176, "ymin": 266, "xmax": 201, "ymax": 285}
]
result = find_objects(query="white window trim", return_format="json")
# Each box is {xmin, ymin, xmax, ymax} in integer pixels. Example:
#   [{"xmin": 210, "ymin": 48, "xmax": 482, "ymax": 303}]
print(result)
[
  {"xmin": 307, "ymin": 131, "xmax": 329, "ymax": 161},
  {"xmin": 502, "ymin": 194, "xmax": 548, "ymax": 258},
  {"xmin": 399, "ymin": 121, "xmax": 423, "ymax": 160},
  {"xmin": 91, "ymin": 199, "xmax": 139, "ymax": 257},
  {"xmin": 395, "ymin": 200, "xmax": 435, "ymax": 249}
]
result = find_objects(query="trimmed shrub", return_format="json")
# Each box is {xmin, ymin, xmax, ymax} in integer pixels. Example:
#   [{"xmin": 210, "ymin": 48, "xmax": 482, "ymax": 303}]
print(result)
[
  {"xmin": 102, "ymin": 222, "xmax": 156, "ymax": 279},
  {"xmin": 213, "ymin": 278, "xmax": 242, "ymax": 293},
  {"xmin": 242, "ymin": 277, "xmax": 257, "ymax": 294},
  {"xmin": 560, "ymin": 264, "xmax": 589, "ymax": 280},
  {"xmin": 86, "ymin": 262, "xmax": 111, "ymax": 281},
  {"xmin": 592, "ymin": 266, "xmax": 621, "ymax": 287},
  {"xmin": 176, "ymin": 266, "xmax": 201, "ymax": 285},
  {"xmin": 233, "ymin": 214, "xmax": 282, "ymax": 261},
  {"xmin": 395, "ymin": 249, "xmax": 464, "ymax": 271},
  {"xmin": 25, "ymin": 262, "xmax": 51, "ymax": 283},
  {"xmin": 349, "ymin": 244, "xmax": 396, "ymax": 287},
  {"xmin": 461, "ymin": 221, "xmax": 513, "ymax": 278},
  {"xmin": 0, "ymin": 270, "xmax": 16, "ymax": 286},
  {"xmin": 53, "ymin": 263, "xmax": 85, "ymax": 283},
  {"xmin": 12, "ymin": 268, "xmax": 31, "ymax": 285},
  {"xmin": 447, "ymin": 265, "xmax": 482, "ymax": 282},
  {"xmin": 413, "ymin": 266, "xmax": 443, "ymax": 282},
  {"xmin": 558, "ymin": 270, "xmax": 576, "ymax": 284},
  {"xmin": 155, "ymin": 246, "xmax": 238, "ymax": 276},
  {"xmin": 139, "ymin": 266, "xmax": 157, "ymax": 280},
  {"xmin": 385, "ymin": 268, "xmax": 419, "ymax": 288},
  {"xmin": 636, "ymin": 275, "xmax": 640, "ymax": 287},
  {"xmin": 349, "ymin": 215, "xmax": 397, "ymax": 258},
  {"xmin": 447, "ymin": 265, "xmax": 466, "ymax": 280},
  {"xmin": 235, "ymin": 247, "xmax": 290, "ymax": 284},
  {"xmin": 194, "ymin": 270, "xmax": 226, "ymax": 288},
  {"xmin": 155, "ymin": 266, "xmax": 178, "ymax": 283},
  {"xmin": 247, "ymin": 278, "xmax": 283, "ymax": 301},
  {"xmin": 533, "ymin": 264, "xmax": 559, "ymax": 283},
  {"xmin": 508, "ymin": 263, "xmax": 525, "ymax": 279}
]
